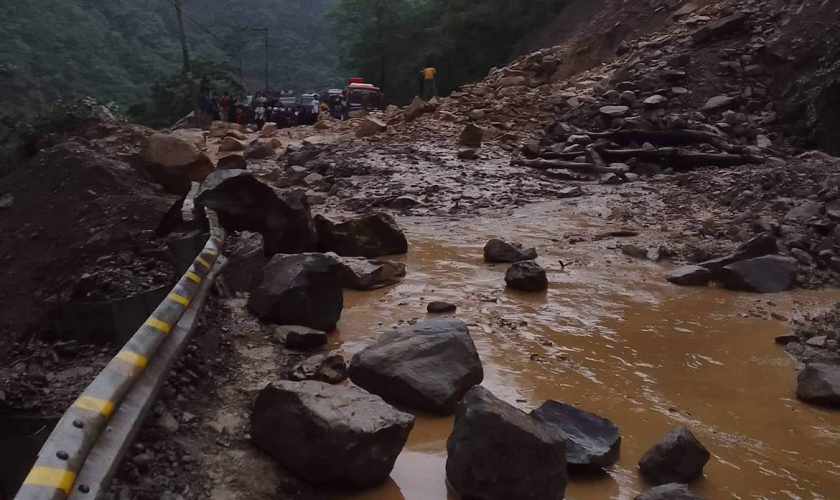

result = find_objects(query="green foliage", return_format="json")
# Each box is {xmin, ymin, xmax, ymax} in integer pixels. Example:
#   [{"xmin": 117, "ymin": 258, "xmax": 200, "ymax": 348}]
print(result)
[
  {"xmin": 128, "ymin": 60, "xmax": 244, "ymax": 128},
  {"xmin": 328, "ymin": 0, "xmax": 569, "ymax": 104},
  {"xmin": 0, "ymin": 0, "xmax": 339, "ymax": 119}
]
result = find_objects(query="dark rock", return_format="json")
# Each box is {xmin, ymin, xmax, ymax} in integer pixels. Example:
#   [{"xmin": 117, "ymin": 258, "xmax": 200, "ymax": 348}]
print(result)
[
  {"xmin": 774, "ymin": 333, "xmax": 799, "ymax": 345},
  {"xmin": 692, "ymin": 12, "xmax": 748, "ymax": 44},
  {"xmin": 196, "ymin": 170, "xmax": 318, "ymax": 255},
  {"xmin": 457, "ymin": 147, "xmax": 479, "ymax": 160},
  {"xmin": 699, "ymin": 234, "xmax": 779, "ymax": 274},
  {"xmin": 330, "ymin": 254, "xmax": 406, "ymax": 290},
  {"xmin": 666, "ymin": 266, "xmax": 713, "ymax": 286},
  {"xmin": 701, "ymin": 95, "xmax": 737, "ymax": 113},
  {"xmin": 446, "ymin": 386, "xmax": 568, "ymax": 500},
  {"xmin": 484, "ymin": 239, "xmax": 538, "ymax": 263},
  {"xmin": 248, "ymin": 254, "xmax": 344, "ymax": 332},
  {"xmin": 600, "ymin": 105, "xmax": 631, "ymax": 118},
  {"xmin": 276, "ymin": 325, "xmax": 328, "ymax": 350},
  {"xmin": 784, "ymin": 201, "xmax": 823, "ymax": 223},
  {"xmin": 224, "ymin": 231, "xmax": 266, "ymax": 292},
  {"xmin": 428, "ymin": 301, "xmax": 457, "ymax": 313},
  {"xmin": 216, "ymin": 155, "xmax": 248, "ymax": 170},
  {"xmin": 505, "ymin": 261, "xmax": 549, "ymax": 292},
  {"xmin": 635, "ymin": 483, "xmax": 706, "ymax": 500},
  {"xmin": 531, "ymin": 400, "xmax": 621, "ymax": 469},
  {"xmin": 622, "ymin": 244, "xmax": 649, "ymax": 260},
  {"xmin": 250, "ymin": 381, "xmax": 414, "ymax": 486},
  {"xmin": 796, "ymin": 363, "xmax": 840, "ymax": 407},
  {"xmin": 639, "ymin": 427, "xmax": 710, "ymax": 485},
  {"xmin": 719, "ymin": 256, "xmax": 798, "ymax": 293},
  {"xmin": 0, "ymin": 193, "xmax": 12, "ymax": 209},
  {"xmin": 245, "ymin": 139, "xmax": 275, "ymax": 160},
  {"xmin": 459, "ymin": 124, "xmax": 484, "ymax": 148},
  {"xmin": 349, "ymin": 318, "xmax": 483, "ymax": 415},
  {"xmin": 316, "ymin": 213, "xmax": 408, "ymax": 258},
  {"xmin": 289, "ymin": 352, "xmax": 348, "ymax": 384}
]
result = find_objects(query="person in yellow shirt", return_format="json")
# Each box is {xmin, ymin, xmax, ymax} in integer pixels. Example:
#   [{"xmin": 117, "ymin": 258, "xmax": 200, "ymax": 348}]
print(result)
[{"xmin": 422, "ymin": 65, "xmax": 437, "ymax": 101}]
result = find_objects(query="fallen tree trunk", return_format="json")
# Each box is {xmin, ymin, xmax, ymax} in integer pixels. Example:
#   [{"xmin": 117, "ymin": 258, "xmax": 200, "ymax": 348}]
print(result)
[
  {"xmin": 511, "ymin": 159, "xmax": 624, "ymax": 174},
  {"xmin": 588, "ymin": 129, "xmax": 739, "ymax": 153},
  {"xmin": 601, "ymin": 147, "xmax": 766, "ymax": 167},
  {"xmin": 536, "ymin": 151, "xmax": 588, "ymax": 160}
]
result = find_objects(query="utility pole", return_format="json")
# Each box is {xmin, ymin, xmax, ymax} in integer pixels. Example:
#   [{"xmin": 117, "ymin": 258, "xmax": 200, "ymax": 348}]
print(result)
[
  {"xmin": 252, "ymin": 28, "xmax": 269, "ymax": 92},
  {"xmin": 174, "ymin": 0, "xmax": 202, "ymax": 128}
]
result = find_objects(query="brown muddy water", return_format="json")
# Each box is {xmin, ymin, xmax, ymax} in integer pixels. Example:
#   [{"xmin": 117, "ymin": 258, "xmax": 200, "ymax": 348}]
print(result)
[{"xmin": 328, "ymin": 200, "xmax": 840, "ymax": 500}]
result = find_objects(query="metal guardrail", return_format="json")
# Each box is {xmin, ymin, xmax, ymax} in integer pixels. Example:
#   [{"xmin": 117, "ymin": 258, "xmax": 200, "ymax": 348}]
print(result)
[{"xmin": 14, "ymin": 209, "xmax": 226, "ymax": 500}]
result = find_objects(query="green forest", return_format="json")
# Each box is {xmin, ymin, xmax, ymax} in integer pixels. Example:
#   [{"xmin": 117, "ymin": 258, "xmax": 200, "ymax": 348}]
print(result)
[{"xmin": 0, "ymin": 0, "xmax": 568, "ymax": 131}]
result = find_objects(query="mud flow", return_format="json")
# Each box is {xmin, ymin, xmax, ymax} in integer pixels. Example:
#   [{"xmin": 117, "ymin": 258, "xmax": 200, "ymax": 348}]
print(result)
[{"xmin": 330, "ymin": 201, "xmax": 840, "ymax": 500}]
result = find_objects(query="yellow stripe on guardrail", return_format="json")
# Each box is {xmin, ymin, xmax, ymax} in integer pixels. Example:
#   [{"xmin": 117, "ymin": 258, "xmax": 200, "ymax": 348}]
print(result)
[
  {"xmin": 186, "ymin": 272, "xmax": 202, "ymax": 284},
  {"xmin": 73, "ymin": 396, "xmax": 115, "ymax": 418},
  {"xmin": 115, "ymin": 351, "xmax": 149, "ymax": 369},
  {"xmin": 144, "ymin": 318, "xmax": 171, "ymax": 334},
  {"xmin": 167, "ymin": 293, "xmax": 190, "ymax": 307},
  {"xmin": 23, "ymin": 467, "xmax": 76, "ymax": 495},
  {"xmin": 195, "ymin": 257, "xmax": 211, "ymax": 269}
]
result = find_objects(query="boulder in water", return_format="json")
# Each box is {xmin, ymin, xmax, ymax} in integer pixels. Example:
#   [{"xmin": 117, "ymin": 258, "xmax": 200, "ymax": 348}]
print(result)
[
  {"xmin": 796, "ymin": 363, "xmax": 840, "ymax": 407},
  {"xmin": 666, "ymin": 266, "xmax": 713, "ymax": 286},
  {"xmin": 248, "ymin": 253, "xmax": 343, "ymax": 332},
  {"xmin": 635, "ymin": 484, "xmax": 706, "ymax": 500},
  {"xmin": 530, "ymin": 400, "xmax": 621, "ymax": 469},
  {"xmin": 330, "ymin": 254, "xmax": 406, "ymax": 290},
  {"xmin": 446, "ymin": 386, "xmax": 568, "ymax": 500},
  {"xmin": 316, "ymin": 213, "xmax": 408, "ymax": 258},
  {"xmin": 349, "ymin": 318, "xmax": 483, "ymax": 415},
  {"xmin": 484, "ymin": 239, "xmax": 538, "ymax": 263},
  {"xmin": 250, "ymin": 381, "xmax": 414, "ymax": 486},
  {"xmin": 638, "ymin": 427, "xmax": 710, "ymax": 485},
  {"xmin": 505, "ymin": 261, "xmax": 549, "ymax": 292},
  {"xmin": 719, "ymin": 255, "xmax": 798, "ymax": 293}
]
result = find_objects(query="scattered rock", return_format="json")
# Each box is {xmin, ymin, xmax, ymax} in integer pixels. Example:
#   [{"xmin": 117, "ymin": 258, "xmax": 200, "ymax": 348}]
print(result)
[
  {"xmin": 158, "ymin": 410, "xmax": 180, "ymax": 434},
  {"xmin": 245, "ymin": 139, "xmax": 275, "ymax": 160},
  {"xmin": 349, "ymin": 318, "xmax": 483, "ymax": 415},
  {"xmin": 330, "ymin": 254, "xmax": 406, "ymax": 290},
  {"xmin": 404, "ymin": 96, "xmax": 435, "ymax": 121},
  {"xmin": 531, "ymin": 400, "xmax": 621, "ymax": 469},
  {"xmin": 635, "ymin": 484, "xmax": 706, "ymax": 500},
  {"xmin": 356, "ymin": 117, "xmax": 388, "ymax": 138},
  {"xmin": 250, "ymin": 381, "xmax": 414, "ymax": 486},
  {"xmin": 446, "ymin": 386, "xmax": 568, "ymax": 500},
  {"xmin": 698, "ymin": 234, "xmax": 779, "ymax": 274},
  {"xmin": 784, "ymin": 201, "xmax": 823, "ymax": 223},
  {"xmin": 260, "ymin": 122, "xmax": 279, "ymax": 137},
  {"xmin": 428, "ymin": 301, "xmax": 457, "ymax": 313},
  {"xmin": 701, "ymin": 95, "xmax": 737, "ymax": 113},
  {"xmin": 459, "ymin": 124, "xmax": 484, "ymax": 148},
  {"xmin": 692, "ymin": 12, "xmax": 748, "ymax": 44},
  {"xmin": 639, "ymin": 427, "xmax": 710, "ymax": 485},
  {"xmin": 276, "ymin": 325, "xmax": 328, "ymax": 350},
  {"xmin": 457, "ymin": 147, "xmax": 479, "ymax": 159},
  {"xmin": 484, "ymin": 239, "xmax": 538, "ymax": 263},
  {"xmin": 224, "ymin": 231, "xmax": 266, "ymax": 292},
  {"xmin": 289, "ymin": 352, "xmax": 349, "ymax": 384},
  {"xmin": 557, "ymin": 186, "xmax": 584, "ymax": 198},
  {"xmin": 316, "ymin": 213, "xmax": 409, "ymax": 258},
  {"xmin": 719, "ymin": 256, "xmax": 798, "ymax": 293},
  {"xmin": 218, "ymin": 137, "xmax": 246, "ymax": 152},
  {"xmin": 622, "ymin": 244, "xmax": 649, "ymax": 260},
  {"xmin": 248, "ymin": 253, "xmax": 344, "ymax": 332},
  {"xmin": 505, "ymin": 261, "xmax": 549, "ymax": 292},
  {"xmin": 599, "ymin": 105, "xmax": 631, "ymax": 118},
  {"xmin": 216, "ymin": 155, "xmax": 247, "ymax": 170},
  {"xmin": 196, "ymin": 170, "xmax": 318, "ymax": 255},
  {"xmin": 796, "ymin": 363, "xmax": 840, "ymax": 407},
  {"xmin": 666, "ymin": 266, "xmax": 713, "ymax": 286}
]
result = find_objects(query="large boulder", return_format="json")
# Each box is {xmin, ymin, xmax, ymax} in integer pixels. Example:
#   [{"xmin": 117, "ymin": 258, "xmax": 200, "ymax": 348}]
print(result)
[
  {"xmin": 484, "ymin": 239, "xmax": 538, "ymax": 263},
  {"xmin": 691, "ymin": 12, "xmax": 747, "ymax": 44},
  {"xmin": 638, "ymin": 427, "xmax": 710, "ymax": 485},
  {"xmin": 289, "ymin": 352, "xmax": 348, "ymax": 384},
  {"xmin": 505, "ymin": 261, "xmax": 549, "ymax": 292},
  {"xmin": 246, "ymin": 139, "xmax": 275, "ymax": 160},
  {"xmin": 349, "ymin": 318, "xmax": 483, "ymax": 415},
  {"xmin": 666, "ymin": 266, "xmax": 713, "ymax": 286},
  {"xmin": 260, "ymin": 122, "xmax": 279, "ymax": 137},
  {"xmin": 796, "ymin": 363, "xmax": 840, "ymax": 407},
  {"xmin": 250, "ymin": 381, "xmax": 414, "ymax": 486},
  {"xmin": 356, "ymin": 117, "xmax": 388, "ymax": 138},
  {"xmin": 446, "ymin": 386, "xmax": 568, "ymax": 500},
  {"xmin": 216, "ymin": 155, "xmax": 247, "ymax": 170},
  {"xmin": 139, "ymin": 133, "xmax": 215, "ymax": 194},
  {"xmin": 459, "ymin": 124, "xmax": 484, "ymax": 148},
  {"xmin": 208, "ymin": 121, "xmax": 246, "ymax": 138},
  {"xmin": 719, "ymin": 256, "xmax": 798, "ymax": 293},
  {"xmin": 530, "ymin": 400, "xmax": 621, "ymax": 469},
  {"xmin": 635, "ymin": 484, "xmax": 706, "ymax": 500},
  {"xmin": 196, "ymin": 170, "xmax": 318, "ymax": 255},
  {"xmin": 219, "ymin": 137, "xmax": 246, "ymax": 152},
  {"xmin": 404, "ymin": 96, "xmax": 435, "ymax": 121},
  {"xmin": 330, "ymin": 254, "xmax": 406, "ymax": 290},
  {"xmin": 248, "ymin": 254, "xmax": 344, "ymax": 332},
  {"xmin": 698, "ymin": 234, "xmax": 779, "ymax": 274},
  {"xmin": 223, "ymin": 231, "xmax": 266, "ymax": 292},
  {"xmin": 315, "ymin": 213, "xmax": 408, "ymax": 258}
]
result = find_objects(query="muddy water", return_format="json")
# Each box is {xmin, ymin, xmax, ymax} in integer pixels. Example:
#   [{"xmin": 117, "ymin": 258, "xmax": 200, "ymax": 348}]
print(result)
[{"xmin": 330, "ymin": 200, "xmax": 840, "ymax": 500}]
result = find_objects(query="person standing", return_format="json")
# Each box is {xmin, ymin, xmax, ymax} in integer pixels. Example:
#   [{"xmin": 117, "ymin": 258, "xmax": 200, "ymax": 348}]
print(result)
[
  {"xmin": 255, "ymin": 103, "xmax": 266, "ymax": 130},
  {"xmin": 422, "ymin": 65, "xmax": 437, "ymax": 101},
  {"xmin": 227, "ymin": 95, "xmax": 237, "ymax": 123}
]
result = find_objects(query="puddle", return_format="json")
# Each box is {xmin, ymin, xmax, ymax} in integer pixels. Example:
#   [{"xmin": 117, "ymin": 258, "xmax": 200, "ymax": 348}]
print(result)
[{"xmin": 329, "ymin": 202, "xmax": 840, "ymax": 500}]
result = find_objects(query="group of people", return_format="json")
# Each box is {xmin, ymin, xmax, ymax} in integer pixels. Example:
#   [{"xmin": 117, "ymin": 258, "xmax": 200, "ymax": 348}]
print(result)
[{"xmin": 197, "ymin": 77, "xmax": 334, "ymax": 130}]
